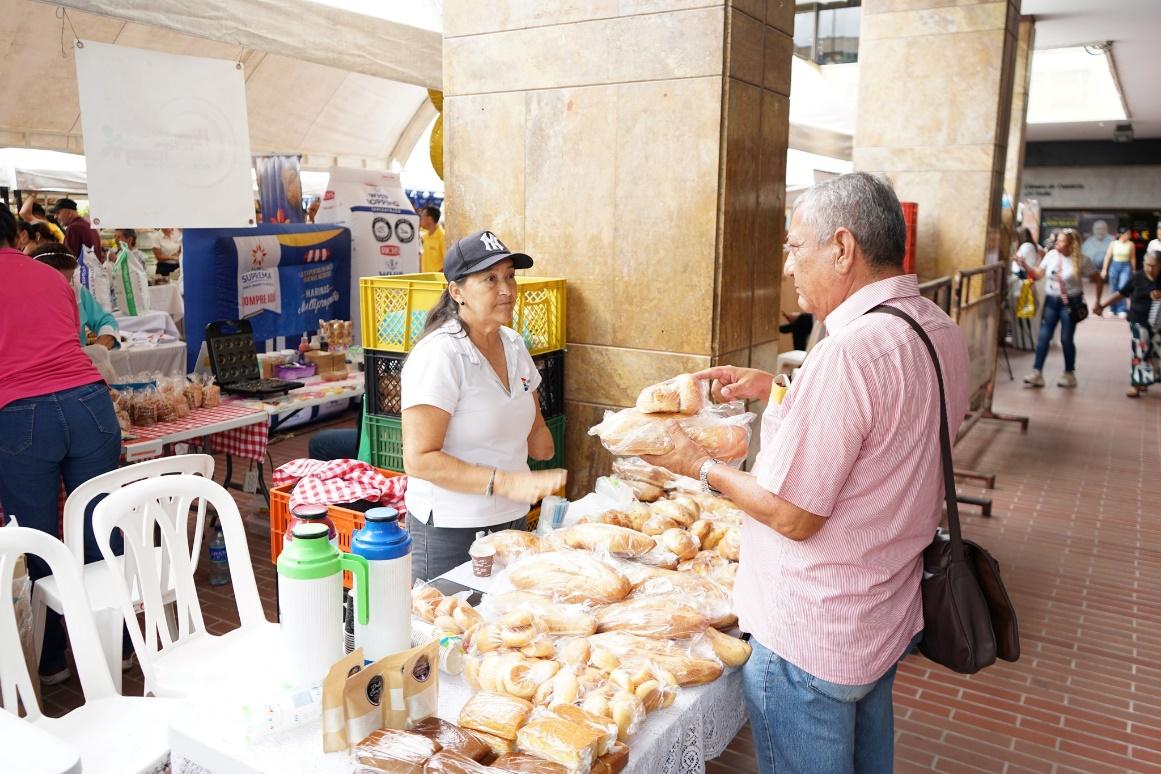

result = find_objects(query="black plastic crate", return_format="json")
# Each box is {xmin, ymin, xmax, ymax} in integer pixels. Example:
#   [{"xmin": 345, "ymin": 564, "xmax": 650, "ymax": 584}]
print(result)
[
  {"xmin": 365, "ymin": 349, "xmax": 405, "ymax": 416},
  {"xmin": 533, "ymin": 350, "xmax": 565, "ymax": 418},
  {"xmin": 366, "ymin": 347, "xmax": 564, "ymax": 418}
]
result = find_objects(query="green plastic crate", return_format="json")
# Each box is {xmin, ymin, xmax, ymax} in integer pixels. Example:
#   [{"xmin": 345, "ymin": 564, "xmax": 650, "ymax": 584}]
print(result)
[
  {"xmin": 369, "ymin": 414, "xmax": 566, "ymax": 474},
  {"xmin": 364, "ymin": 414, "xmax": 404, "ymax": 473},
  {"xmin": 529, "ymin": 415, "xmax": 566, "ymax": 471}
]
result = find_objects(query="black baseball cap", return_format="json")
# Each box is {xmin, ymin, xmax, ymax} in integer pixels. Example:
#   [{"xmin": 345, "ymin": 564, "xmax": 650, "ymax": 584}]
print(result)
[
  {"xmin": 443, "ymin": 230, "xmax": 532, "ymax": 282},
  {"xmin": 52, "ymin": 198, "xmax": 79, "ymax": 213}
]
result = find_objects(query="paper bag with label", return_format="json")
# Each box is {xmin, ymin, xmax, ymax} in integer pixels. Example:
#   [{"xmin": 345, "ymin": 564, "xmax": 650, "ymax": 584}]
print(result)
[{"xmin": 322, "ymin": 648, "xmax": 364, "ymax": 752}]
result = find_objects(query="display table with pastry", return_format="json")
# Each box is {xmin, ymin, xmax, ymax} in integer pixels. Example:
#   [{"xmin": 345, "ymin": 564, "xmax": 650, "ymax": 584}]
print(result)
[{"xmin": 170, "ymin": 485, "xmax": 750, "ymax": 774}]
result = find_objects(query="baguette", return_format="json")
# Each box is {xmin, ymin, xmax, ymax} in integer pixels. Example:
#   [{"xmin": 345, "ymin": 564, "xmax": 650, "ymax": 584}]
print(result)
[
  {"xmin": 558, "ymin": 523, "xmax": 656, "ymax": 558},
  {"xmin": 508, "ymin": 551, "xmax": 631, "ymax": 605},
  {"xmin": 595, "ymin": 597, "xmax": 707, "ymax": 639},
  {"xmin": 704, "ymin": 626, "xmax": 753, "ymax": 667}
]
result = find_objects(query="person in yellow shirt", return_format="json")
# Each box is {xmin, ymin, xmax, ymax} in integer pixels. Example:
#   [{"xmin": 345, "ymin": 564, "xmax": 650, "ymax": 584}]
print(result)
[
  {"xmin": 419, "ymin": 205, "xmax": 446, "ymax": 274},
  {"xmin": 18, "ymin": 196, "xmax": 66, "ymax": 243}
]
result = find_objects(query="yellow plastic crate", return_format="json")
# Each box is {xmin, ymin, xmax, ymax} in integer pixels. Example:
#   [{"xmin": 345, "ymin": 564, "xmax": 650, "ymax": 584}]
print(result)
[{"xmin": 360, "ymin": 273, "xmax": 566, "ymax": 355}]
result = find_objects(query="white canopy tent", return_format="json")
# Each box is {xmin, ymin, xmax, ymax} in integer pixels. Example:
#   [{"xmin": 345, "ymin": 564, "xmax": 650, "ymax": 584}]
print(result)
[{"xmin": 2, "ymin": 0, "xmax": 442, "ymax": 176}]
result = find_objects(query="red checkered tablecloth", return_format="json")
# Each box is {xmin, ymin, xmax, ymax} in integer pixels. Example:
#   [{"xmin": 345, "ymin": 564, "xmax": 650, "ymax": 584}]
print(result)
[{"xmin": 124, "ymin": 403, "xmax": 270, "ymax": 462}]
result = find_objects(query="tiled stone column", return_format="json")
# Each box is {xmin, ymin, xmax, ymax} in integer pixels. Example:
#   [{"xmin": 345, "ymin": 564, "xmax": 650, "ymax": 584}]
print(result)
[
  {"xmin": 853, "ymin": 0, "xmax": 1022, "ymax": 279},
  {"xmin": 443, "ymin": 1, "xmax": 795, "ymax": 495},
  {"xmin": 1003, "ymin": 17, "xmax": 1036, "ymax": 217}
]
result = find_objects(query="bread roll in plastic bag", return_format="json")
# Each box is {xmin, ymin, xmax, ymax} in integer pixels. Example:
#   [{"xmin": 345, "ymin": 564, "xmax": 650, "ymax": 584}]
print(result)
[
  {"xmin": 506, "ymin": 550, "xmax": 631, "ymax": 605},
  {"xmin": 588, "ymin": 405, "xmax": 754, "ymax": 464},
  {"xmin": 409, "ymin": 717, "xmax": 491, "ymax": 763},
  {"xmin": 422, "ymin": 750, "xmax": 495, "ymax": 774},
  {"xmin": 515, "ymin": 716, "xmax": 603, "ymax": 772},
  {"xmin": 594, "ymin": 596, "xmax": 707, "ymax": 639},
  {"xmin": 635, "ymin": 373, "xmax": 705, "ymax": 415},
  {"xmin": 458, "ymin": 691, "xmax": 533, "ymax": 741},
  {"xmin": 354, "ymin": 727, "xmax": 440, "ymax": 771}
]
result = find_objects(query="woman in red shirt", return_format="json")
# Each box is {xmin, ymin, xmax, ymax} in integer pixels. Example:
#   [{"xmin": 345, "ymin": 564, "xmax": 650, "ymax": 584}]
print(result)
[{"xmin": 0, "ymin": 206, "xmax": 121, "ymax": 685}]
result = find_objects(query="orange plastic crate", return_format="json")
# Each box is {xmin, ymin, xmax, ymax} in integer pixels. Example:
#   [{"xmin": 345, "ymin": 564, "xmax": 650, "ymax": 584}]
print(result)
[{"xmin": 269, "ymin": 469, "xmax": 403, "ymax": 567}]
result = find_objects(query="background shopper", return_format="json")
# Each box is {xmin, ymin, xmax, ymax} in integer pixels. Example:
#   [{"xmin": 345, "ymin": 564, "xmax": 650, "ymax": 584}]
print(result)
[
  {"xmin": 0, "ymin": 205, "xmax": 121, "ymax": 685},
  {"xmin": 1101, "ymin": 228, "xmax": 1137, "ymax": 317},
  {"xmin": 1094, "ymin": 250, "xmax": 1161, "ymax": 397},
  {"xmin": 1016, "ymin": 229, "xmax": 1095, "ymax": 388}
]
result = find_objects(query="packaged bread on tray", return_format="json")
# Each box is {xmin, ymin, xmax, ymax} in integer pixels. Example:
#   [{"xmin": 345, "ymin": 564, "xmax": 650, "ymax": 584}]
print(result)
[
  {"xmin": 458, "ymin": 691, "xmax": 533, "ymax": 741},
  {"xmin": 354, "ymin": 727, "xmax": 440, "ymax": 773},
  {"xmin": 594, "ymin": 597, "xmax": 707, "ymax": 639},
  {"xmin": 555, "ymin": 523, "xmax": 655, "ymax": 558},
  {"xmin": 635, "ymin": 373, "xmax": 705, "ymax": 415},
  {"xmin": 588, "ymin": 406, "xmax": 753, "ymax": 463},
  {"xmin": 515, "ymin": 715, "xmax": 604, "ymax": 772},
  {"xmin": 486, "ymin": 591, "xmax": 598, "ymax": 636},
  {"xmin": 507, "ymin": 550, "xmax": 631, "ymax": 605},
  {"xmin": 408, "ymin": 718, "xmax": 491, "ymax": 763},
  {"xmin": 421, "ymin": 750, "xmax": 494, "ymax": 774}
]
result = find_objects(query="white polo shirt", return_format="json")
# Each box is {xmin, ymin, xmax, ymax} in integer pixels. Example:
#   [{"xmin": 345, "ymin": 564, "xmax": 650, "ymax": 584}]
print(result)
[{"xmin": 401, "ymin": 321, "xmax": 542, "ymax": 528}]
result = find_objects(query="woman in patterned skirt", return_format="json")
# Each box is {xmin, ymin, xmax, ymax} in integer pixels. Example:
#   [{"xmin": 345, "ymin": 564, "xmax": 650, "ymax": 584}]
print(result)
[{"xmin": 1095, "ymin": 250, "xmax": 1161, "ymax": 397}]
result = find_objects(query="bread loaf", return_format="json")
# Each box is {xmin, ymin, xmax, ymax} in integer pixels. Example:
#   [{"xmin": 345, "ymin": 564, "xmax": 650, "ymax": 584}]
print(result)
[
  {"xmin": 635, "ymin": 374, "xmax": 703, "ymax": 415},
  {"xmin": 634, "ymin": 543, "xmax": 679, "ymax": 569},
  {"xmin": 458, "ymin": 692, "xmax": 533, "ymax": 741},
  {"xmin": 716, "ymin": 525, "xmax": 741, "ymax": 561},
  {"xmin": 508, "ymin": 551, "xmax": 631, "ymax": 605},
  {"xmin": 421, "ymin": 750, "xmax": 494, "ymax": 774},
  {"xmin": 489, "ymin": 753, "xmax": 570, "ymax": 773},
  {"xmin": 409, "ymin": 718, "xmax": 491, "ymax": 763},
  {"xmin": 660, "ymin": 528, "xmax": 699, "ymax": 561},
  {"xmin": 592, "ymin": 742, "xmax": 630, "ymax": 774},
  {"xmin": 640, "ymin": 515, "xmax": 680, "ymax": 536},
  {"xmin": 648, "ymin": 499, "xmax": 696, "ymax": 528},
  {"xmin": 558, "ymin": 522, "xmax": 656, "ymax": 558},
  {"xmin": 590, "ymin": 409, "xmax": 749, "ymax": 462},
  {"xmin": 354, "ymin": 728, "xmax": 439, "ymax": 773},
  {"xmin": 549, "ymin": 704, "xmax": 619, "ymax": 757},
  {"xmin": 627, "ymin": 480, "xmax": 664, "ymax": 502},
  {"xmin": 516, "ymin": 717, "xmax": 604, "ymax": 771},
  {"xmin": 465, "ymin": 729, "xmax": 516, "ymax": 757},
  {"xmin": 595, "ymin": 597, "xmax": 707, "ymax": 639}
]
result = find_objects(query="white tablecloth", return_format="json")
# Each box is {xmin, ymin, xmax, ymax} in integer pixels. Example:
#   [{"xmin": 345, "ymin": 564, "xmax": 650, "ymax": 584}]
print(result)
[
  {"xmin": 115, "ymin": 309, "xmax": 180, "ymax": 339},
  {"xmin": 108, "ymin": 341, "xmax": 187, "ymax": 377},
  {"xmin": 148, "ymin": 282, "xmax": 184, "ymax": 321}
]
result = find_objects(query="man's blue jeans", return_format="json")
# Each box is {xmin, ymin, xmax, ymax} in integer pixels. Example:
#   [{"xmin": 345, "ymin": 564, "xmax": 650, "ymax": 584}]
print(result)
[
  {"xmin": 1108, "ymin": 261, "xmax": 1132, "ymax": 315},
  {"xmin": 0, "ymin": 382, "xmax": 121, "ymax": 670},
  {"xmin": 742, "ymin": 633, "xmax": 922, "ymax": 774}
]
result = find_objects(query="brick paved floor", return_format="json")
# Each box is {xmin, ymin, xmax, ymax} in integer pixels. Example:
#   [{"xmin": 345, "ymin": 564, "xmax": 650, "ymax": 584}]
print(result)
[{"xmin": 39, "ymin": 316, "xmax": 1161, "ymax": 772}]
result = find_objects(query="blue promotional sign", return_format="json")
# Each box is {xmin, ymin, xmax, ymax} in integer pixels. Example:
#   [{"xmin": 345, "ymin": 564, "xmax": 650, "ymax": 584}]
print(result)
[
  {"xmin": 253, "ymin": 154, "xmax": 305, "ymax": 224},
  {"xmin": 184, "ymin": 224, "xmax": 351, "ymax": 372}
]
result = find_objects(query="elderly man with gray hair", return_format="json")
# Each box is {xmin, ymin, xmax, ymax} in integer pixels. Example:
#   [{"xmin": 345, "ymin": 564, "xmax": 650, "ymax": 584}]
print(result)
[{"xmin": 644, "ymin": 172, "xmax": 971, "ymax": 773}]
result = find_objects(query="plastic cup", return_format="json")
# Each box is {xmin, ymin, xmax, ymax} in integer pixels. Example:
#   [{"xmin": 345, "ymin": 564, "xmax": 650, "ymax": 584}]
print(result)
[{"xmin": 469, "ymin": 543, "xmax": 496, "ymax": 577}]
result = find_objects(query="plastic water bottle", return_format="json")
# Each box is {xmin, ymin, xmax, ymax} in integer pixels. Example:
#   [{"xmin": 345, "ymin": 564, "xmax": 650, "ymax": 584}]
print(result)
[{"xmin": 209, "ymin": 529, "xmax": 229, "ymax": 586}]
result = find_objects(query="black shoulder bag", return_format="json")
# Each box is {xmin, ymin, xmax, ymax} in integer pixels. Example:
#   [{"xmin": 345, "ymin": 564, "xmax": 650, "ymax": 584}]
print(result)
[{"xmin": 869, "ymin": 305, "xmax": 1020, "ymax": 674}]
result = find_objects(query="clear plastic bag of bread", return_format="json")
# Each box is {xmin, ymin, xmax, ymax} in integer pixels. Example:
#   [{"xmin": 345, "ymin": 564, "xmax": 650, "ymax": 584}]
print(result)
[
  {"xmin": 635, "ymin": 373, "xmax": 706, "ymax": 415},
  {"xmin": 410, "ymin": 581, "xmax": 484, "ymax": 635},
  {"xmin": 504, "ymin": 549, "xmax": 631, "ymax": 605},
  {"xmin": 553, "ymin": 522, "xmax": 655, "ymax": 559},
  {"xmin": 610, "ymin": 457, "xmax": 674, "ymax": 494},
  {"xmin": 594, "ymin": 595, "xmax": 707, "ymax": 639},
  {"xmin": 621, "ymin": 566, "xmax": 735, "ymax": 629},
  {"xmin": 458, "ymin": 691, "xmax": 534, "ymax": 741},
  {"xmin": 588, "ymin": 402, "xmax": 754, "ymax": 465},
  {"xmin": 483, "ymin": 590, "xmax": 598, "ymax": 637},
  {"xmin": 468, "ymin": 529, "xmax": 541, "ymax": 571},
  {"xmin": 587, "ymin": 631, "xmax": 724, "ymax": 687},
  {"xmin": 353, "ymin": 727, "xmax": 441, "ymax": 771}
]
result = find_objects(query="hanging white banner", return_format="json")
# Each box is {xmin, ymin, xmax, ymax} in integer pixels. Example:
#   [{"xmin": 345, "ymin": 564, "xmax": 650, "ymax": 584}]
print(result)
[
  {"xmin": 234, "ymin": 236, "xmax": 283, "ymax": 318},
  {"xmin": 74, "ymin": 40, "xmax": 255, "ymax": 228}
]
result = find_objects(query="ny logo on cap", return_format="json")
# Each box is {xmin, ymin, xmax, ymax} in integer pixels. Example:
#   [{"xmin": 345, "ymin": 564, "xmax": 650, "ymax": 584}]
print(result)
[{"xmin": 479, "ymin": 231, "xmax": 505, "ymax": 253}]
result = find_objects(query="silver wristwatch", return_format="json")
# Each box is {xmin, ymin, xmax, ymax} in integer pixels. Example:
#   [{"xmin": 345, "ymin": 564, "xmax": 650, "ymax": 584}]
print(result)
[{"xmin": 698, "ymin": 458, "xmax": 721, "ymax": 495}]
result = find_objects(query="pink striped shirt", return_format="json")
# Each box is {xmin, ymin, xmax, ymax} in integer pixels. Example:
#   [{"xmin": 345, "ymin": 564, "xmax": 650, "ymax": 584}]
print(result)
[{"xmin": 736, "ymin": 274, "xmax": 970, "ymax": 685}]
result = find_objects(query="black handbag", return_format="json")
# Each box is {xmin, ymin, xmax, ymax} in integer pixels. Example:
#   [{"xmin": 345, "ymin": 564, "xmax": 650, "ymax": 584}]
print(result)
[
  {"xmin": 869, "ymin": 306, "xmax": 1020, "ymax": 674},
  {"xmin": 1067, "ymin": 294, "xmax": 1089, "ymax": 323}
]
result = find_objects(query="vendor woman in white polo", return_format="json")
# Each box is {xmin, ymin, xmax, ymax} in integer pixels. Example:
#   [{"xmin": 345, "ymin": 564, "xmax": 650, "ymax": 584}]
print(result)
[{"xmin": 401, "ymin": 230, "xmax": 567, "ymax": 581}]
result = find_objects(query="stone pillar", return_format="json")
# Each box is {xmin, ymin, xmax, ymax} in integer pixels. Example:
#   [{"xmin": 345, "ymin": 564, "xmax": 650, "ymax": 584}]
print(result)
[
  {"xmin": 853, "ymin": 0, "xmax": 1022, "ymax": 279},
  {"xmin": 1003, "ymin": 17, "xmax": 1036, "ymax": 220},
  {"xmin": 443, "ymin": 1, "xmax": 795, "ymax": 496}
]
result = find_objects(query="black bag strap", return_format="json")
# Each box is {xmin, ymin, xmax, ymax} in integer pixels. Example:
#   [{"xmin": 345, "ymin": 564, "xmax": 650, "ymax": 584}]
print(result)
[{"xmin": 866, "ymin": 305, "xmax": 964, "ymax": 562}]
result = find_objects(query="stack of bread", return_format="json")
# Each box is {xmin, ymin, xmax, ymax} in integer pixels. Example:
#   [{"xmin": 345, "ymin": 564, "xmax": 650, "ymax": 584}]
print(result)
[{"xmin": 588, "ymin": 374, "xmax": 753, "ymax": 463}]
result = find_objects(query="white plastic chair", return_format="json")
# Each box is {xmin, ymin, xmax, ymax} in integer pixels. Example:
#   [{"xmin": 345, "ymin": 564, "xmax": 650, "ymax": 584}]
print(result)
[
  {"xmin": 1, "ymin": 525, "xmax": 177, "ymax": 773},
  {"xmin": 31, "ymin": 454, "xmax": 215, "ymax": 693},
  {"xmin": 93, "ymin": 475, "xmax": 279, "ymax": 699}
]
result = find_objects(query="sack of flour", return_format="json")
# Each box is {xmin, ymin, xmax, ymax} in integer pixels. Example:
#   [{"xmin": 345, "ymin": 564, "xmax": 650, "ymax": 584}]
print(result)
[
  {"xmin": 111, "ymin": 244, "xmax": 150, "ymax": 316},
  {"xmin": 77, "ymin": 245, "xmax": 113, "ymax": 313}
]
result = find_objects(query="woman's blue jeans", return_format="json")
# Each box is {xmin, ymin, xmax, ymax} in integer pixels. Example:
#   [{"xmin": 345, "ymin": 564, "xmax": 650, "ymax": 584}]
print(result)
[
  {"xmin": 0, "ymin": 382, "xmax": 121, "ymax": 670},
  {"xmin": 1108, "ymin": 261, "xmax": 1132, "ymax": 314},
  {"xmin": 1033, "ymin": 295, "xmax": 1077, "ymax": 373}
]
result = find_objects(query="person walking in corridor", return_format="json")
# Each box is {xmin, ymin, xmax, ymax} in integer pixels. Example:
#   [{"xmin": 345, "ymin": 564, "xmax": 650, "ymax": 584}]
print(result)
[
  {"xmin": 1094, "ymin": 250, "xmax": 1161, "ymax": 398},
  {"xmin": 1016, "ymin": 229, "xmax": 1095, "ymax": 388},
  {"xmin": 1101, "ymin": 228, "xmax": 1137, "ymax": 317}
]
